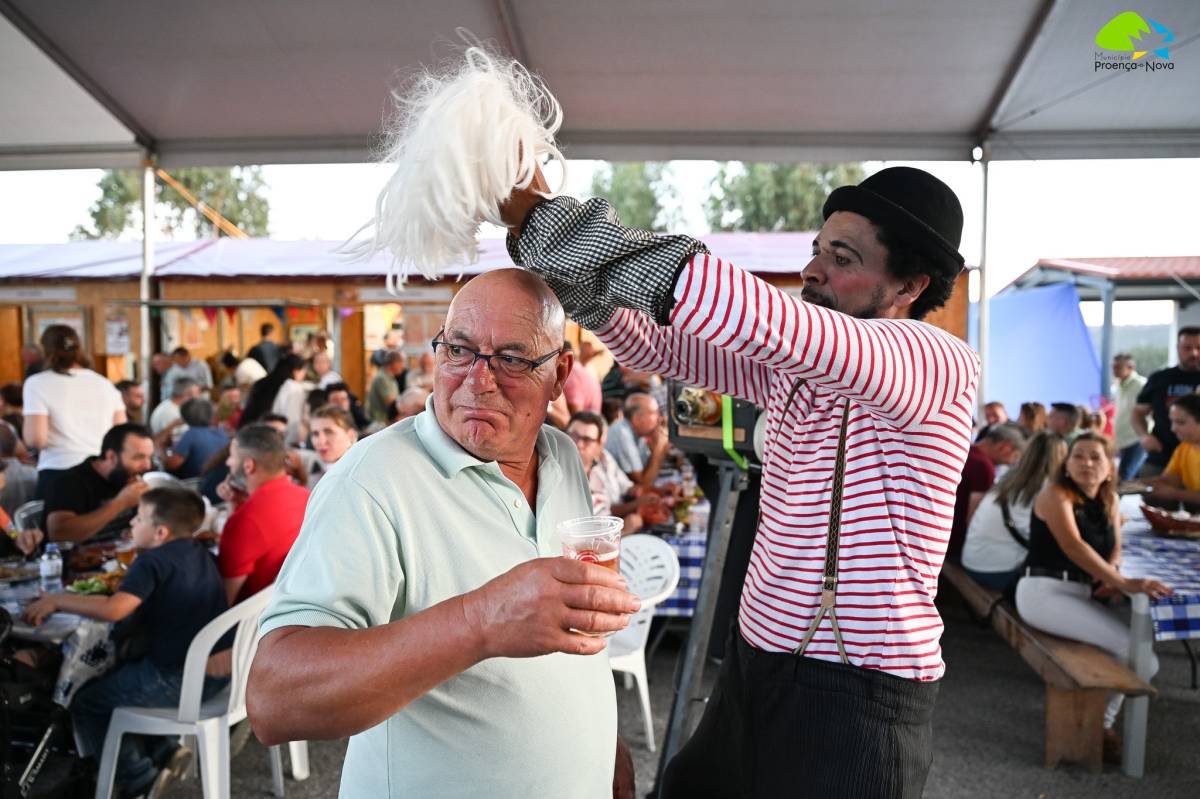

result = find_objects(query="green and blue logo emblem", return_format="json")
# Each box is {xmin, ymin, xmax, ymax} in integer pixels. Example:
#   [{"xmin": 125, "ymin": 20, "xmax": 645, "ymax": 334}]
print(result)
[{"xmin": 1095, "ymin": 11, "xmax": 1172, "ymax": 59}]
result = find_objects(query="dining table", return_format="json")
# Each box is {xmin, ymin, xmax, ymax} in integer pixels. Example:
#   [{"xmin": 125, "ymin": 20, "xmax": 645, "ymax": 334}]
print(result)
[
  {"xmin": 1, "ymin": 563, "xmax": 86, "ymax": 645},
  {"xmin": 1117, "ymin": 494, "xmax": 1200, "ymax": 777},
  {"xmin": 656, "ymin": 531, "xmax": 707, "ymax": 617}
]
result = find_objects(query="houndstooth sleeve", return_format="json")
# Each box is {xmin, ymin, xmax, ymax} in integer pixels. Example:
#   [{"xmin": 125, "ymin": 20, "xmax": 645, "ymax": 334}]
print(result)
[{"xmin": 506, "ymin": 196, "xmax": 709, "ymax": 330}]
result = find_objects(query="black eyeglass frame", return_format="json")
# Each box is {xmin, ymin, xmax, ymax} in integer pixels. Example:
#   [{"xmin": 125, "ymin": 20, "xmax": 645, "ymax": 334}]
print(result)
[{"xmin": 429, "ymin": 329, "xmax": 563, "ymax": 376}]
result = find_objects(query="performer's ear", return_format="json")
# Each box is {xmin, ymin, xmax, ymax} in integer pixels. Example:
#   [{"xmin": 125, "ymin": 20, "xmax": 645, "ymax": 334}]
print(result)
[{"xmin": 894, "ymin": 273, "xmax": 931, "ymax": 311}]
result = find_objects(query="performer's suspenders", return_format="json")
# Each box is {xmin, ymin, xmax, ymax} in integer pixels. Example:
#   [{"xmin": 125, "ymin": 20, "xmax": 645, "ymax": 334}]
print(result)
[{"xmin": 782, "ymin": 384, "xmax": 852, "ymax": 665}]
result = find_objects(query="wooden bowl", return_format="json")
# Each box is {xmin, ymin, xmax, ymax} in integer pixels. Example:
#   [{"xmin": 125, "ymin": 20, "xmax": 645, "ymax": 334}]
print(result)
[{"xmin": 1141, "ymin": 504, "xmax": 1200, "ymax": 539}]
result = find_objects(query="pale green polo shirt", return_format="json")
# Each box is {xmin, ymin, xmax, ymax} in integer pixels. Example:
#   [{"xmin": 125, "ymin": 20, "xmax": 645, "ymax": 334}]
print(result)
[{"xmin": 259, "ymin": 399, "xmax": 617, "ymax": 798}]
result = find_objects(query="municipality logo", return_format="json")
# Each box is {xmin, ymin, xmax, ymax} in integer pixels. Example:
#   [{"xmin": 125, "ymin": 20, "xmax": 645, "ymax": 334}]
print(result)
[{"xmin": 1094, "ymin": 11, "xmax": 1175, "ymax": 72}]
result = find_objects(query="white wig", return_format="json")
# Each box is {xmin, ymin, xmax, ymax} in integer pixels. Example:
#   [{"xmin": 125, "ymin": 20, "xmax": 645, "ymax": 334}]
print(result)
[{"xmin": 358, "ymin": 45, "xmax": 565, "ymax": 291}]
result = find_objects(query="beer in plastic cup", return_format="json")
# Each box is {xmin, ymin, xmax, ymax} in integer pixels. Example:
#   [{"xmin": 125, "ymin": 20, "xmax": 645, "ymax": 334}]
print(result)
[
  {"xmin": 559, "ymin": 515, "xmax": 622, "ymax": 572},
  {"xmin": 559, "ymin": 515, "xmax": 624, "ymax": 636}
]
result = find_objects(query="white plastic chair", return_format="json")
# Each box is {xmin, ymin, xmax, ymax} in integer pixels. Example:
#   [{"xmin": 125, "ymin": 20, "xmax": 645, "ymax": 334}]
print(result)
[
  {"xmin": 93, "ymin": 585, "xmax": 309, "ymax": 798},
  {"xmin": 13, "ymin": 499, "xmax": 43, "ymax": 532},
  {"xmin": 608, "ymin": 534, "xmax": 680, "ymax": 752}
]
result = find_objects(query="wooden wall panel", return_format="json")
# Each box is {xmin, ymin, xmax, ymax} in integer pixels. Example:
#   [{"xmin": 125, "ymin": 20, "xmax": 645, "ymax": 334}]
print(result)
[
  {"xmin": 0, "ymin": 306, "xmax": 22, "ymax": 385},
  {"xmin": 339, "ymin": 310, "xmax": 365, "ymax": 397},
  {"xmin": 924, "ymin": 271, "xmax": 970, "ymax": 342}
]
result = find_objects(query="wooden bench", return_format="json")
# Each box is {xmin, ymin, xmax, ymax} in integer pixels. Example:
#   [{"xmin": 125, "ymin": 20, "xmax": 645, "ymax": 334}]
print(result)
[{"xmin": 940, "ymin": 562, "xmax": 1156, "ymax": 772}]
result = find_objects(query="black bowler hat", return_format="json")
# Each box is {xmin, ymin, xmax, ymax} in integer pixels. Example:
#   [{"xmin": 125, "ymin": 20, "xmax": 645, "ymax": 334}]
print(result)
[{"xmin": 822, "ymin": 167, "xmax": 965, "ymax": 272}]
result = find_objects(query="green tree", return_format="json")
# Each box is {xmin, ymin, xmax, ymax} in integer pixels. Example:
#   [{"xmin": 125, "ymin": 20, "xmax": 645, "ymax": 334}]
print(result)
[
  {"xmin": 589, "ymin": 162, "xmax": 675, "ymax": 231},
  {"xmin": 706, "ymin": 162, "xmax": 865, "ymax": 232},
  {"xmin": 72, "ymin": 166, "xmax": 270, "ymax": 239}
]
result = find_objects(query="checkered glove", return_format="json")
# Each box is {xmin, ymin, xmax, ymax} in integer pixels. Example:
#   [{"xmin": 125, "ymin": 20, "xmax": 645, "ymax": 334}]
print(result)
[{"xmin": 506, "ymin": 197, "xmax": 708, "ymax": 329}]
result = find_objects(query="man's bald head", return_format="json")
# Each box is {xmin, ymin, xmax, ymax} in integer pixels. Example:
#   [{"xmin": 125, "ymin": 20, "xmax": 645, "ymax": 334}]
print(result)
[
  {"xmin": 434, "ymin": 268, "xmax": 572, "ymax": 465},
  {"xmin": 624, "ymin": 391, "xmax": 662, "ymax": 437},
  {"xmin": 447, "ymin": 269, "xmax": 565, "ymax": 348}
]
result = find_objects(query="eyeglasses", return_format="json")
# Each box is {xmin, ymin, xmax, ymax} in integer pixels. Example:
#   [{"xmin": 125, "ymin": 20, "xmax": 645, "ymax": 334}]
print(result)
[
  {"xmin": 567, "ymin": 430, "xmax": 601, "ymax": 445},
  {"xmin": 430, "ymin": 330, "xmax": 563, "ymax": 379}
]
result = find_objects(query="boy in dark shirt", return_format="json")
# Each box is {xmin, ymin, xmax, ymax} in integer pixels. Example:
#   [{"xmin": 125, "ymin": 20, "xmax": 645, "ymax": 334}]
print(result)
[{"xmin": 25, "ymin": 487, "xmax": 227, "ymax": 798}]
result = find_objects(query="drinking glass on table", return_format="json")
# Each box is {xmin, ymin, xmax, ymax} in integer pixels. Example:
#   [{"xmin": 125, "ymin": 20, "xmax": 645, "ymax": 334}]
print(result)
[
  {"xmin": 559, "ymin": 515, "xmax": 624, "ymax": 637},
  {"xmin": 115, "ymin": 539, "xmax": 137, "ymax": 568}
]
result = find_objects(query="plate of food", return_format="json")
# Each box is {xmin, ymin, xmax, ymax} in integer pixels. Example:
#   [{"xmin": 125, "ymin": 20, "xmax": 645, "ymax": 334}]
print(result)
[
  {"xmin": 66, "ymin": 570, "xmax": 126, "ymax": 595},
  {"xmin": 142, "ymin": 471, "xmax": 182, "ymax": 490},
  {"xmin": 0, "ymin": 563, "xmax": 39, "ymax": 585}
]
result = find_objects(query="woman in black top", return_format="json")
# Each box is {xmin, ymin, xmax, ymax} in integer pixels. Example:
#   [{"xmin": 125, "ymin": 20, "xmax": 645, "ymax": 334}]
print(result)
[{"xmin": 1015, "ymin": 432, "xmax": 1171, "ymax": 761}]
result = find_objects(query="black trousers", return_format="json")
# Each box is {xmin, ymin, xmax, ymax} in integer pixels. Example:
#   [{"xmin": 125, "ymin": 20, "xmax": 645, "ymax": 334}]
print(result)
[{"xmin": 660, "ymin": 631, "xmax": 940, "ymax": 799}]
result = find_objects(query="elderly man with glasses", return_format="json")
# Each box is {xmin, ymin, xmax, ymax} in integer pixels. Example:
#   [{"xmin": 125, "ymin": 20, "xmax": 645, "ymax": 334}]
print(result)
[{"xmin": 247, "ymin": 268, "xmax": 640, "ymax": 799}]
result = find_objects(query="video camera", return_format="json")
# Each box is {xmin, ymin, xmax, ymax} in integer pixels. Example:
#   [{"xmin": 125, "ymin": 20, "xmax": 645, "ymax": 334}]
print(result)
[{"xmin": 667, "ymin": 380, "xmax": 762, "ymax": 465}]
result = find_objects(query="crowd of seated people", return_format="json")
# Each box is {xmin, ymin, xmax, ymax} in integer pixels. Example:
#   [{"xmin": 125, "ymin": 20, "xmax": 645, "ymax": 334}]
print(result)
[
  {"xmin": 961, "ymin": 432, "xmax": 1068, "ymax": 590},
  {"xmin": 5, "ymin": 323, "xmax": 403, "ymax": 794},
  {"xmin": 954, "ymin": 388, "xmax": 1199, "ymax": 762}
]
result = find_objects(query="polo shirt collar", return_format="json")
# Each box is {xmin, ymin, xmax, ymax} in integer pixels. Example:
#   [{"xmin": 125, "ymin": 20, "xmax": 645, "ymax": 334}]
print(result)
[
  {"xmin": 415, "ymin": 396, "xmax": 489, "ymax": 477},
  {"xmin": 413, "ymin": 396, "xmax": 561, "ymax": 482}
]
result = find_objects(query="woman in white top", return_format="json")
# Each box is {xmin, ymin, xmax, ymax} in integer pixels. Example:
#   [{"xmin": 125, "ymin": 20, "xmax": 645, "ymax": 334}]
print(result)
[
  {"xmin": 22, "ymin": 325, "xmax": 126, "ymax": 498},
  {"xmin": 242, "ymin": 353, "xmax": 311, "ymax": 446},
  {"xmin": 312, "ymin": 351, "xmax": 344, "ymax": 390},
  {"xmin": 271, "ymin": 362, "xmax": 313, "ymax": 447},
  {"xmin": 961, "ymin": 432, "xmax": 1068, "ymax": 590}
]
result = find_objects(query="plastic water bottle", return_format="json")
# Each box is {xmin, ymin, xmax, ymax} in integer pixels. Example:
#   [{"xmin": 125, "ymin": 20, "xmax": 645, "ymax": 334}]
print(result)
[
  {"xmin": 39, "ymin": 543, "xmax": 63, "ymax": 593},
  {"xmin": 681, "ymin": 463, "xmax": 697, "ymax": 497}
]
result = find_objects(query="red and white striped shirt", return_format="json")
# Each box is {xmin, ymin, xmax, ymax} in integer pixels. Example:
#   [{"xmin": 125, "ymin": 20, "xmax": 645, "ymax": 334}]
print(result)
[{"xmin": 596, "ymin": 254, "xmax": 980, "ymax": 681}]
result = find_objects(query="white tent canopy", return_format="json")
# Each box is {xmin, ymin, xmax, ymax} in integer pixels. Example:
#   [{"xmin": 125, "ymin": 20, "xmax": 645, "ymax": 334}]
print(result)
[
  {"xmin": 0, "ymin": 234, "xmax": 825, "ymax": 281},
  {"xmin": 2, "ymin": 0, "xmax": 1199, "ymax": 170}
]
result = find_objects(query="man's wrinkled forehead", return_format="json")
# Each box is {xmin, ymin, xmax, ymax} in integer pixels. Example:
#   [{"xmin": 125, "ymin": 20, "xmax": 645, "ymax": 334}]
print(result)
[{"xmin": 444, "ymin": 299, "xmax": 558, "ymax": 353}]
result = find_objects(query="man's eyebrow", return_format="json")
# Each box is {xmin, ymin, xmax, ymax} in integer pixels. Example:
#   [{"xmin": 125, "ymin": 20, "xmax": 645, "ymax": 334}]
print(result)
[
  {"xmin": 444, "ymin": 329, "xmax": 531, "ymax": 353},
  {"xmin": 829, "ymin": 239, "xmax": 863, "ymax": 263}
]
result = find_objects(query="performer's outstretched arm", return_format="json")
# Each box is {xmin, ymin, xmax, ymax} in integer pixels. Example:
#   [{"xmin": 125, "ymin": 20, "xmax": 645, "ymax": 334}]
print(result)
[
  {"xmin": 666, "ymin": 252, "xmax": 979, "ymax": 429},
  {"xmin": 508, "ymin": 195, "xmax": 978, "ymax": 429}
]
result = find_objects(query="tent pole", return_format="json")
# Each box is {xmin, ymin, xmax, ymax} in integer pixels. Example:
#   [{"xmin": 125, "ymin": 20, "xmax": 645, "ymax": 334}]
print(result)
[
  {"xmin": 1100, "ymin": 280, "xmax": 1114, "ymax": 401},
  {"xmin": 976, "ymin": 153, "xmax": 990, "ymax": 416},
  {"xmin": 140, "ymin": 158, "xmax": 155, "ymax": 403}
]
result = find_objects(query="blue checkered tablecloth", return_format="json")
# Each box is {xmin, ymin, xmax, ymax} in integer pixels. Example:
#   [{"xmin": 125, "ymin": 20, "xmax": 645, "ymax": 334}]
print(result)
[
  {"xmin": 1121, "ymin": 518, "xmax": 1200, "ymax": 642},
  {"xmin": 656, "ymin": 533, "xmax": 707, "ymax": 617}
]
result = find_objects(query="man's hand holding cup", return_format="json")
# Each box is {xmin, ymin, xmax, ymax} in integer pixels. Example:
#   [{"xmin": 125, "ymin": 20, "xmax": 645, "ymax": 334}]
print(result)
[{"xmin": 461, "ymin": 554, "xmax": 640, "ymax": 659}]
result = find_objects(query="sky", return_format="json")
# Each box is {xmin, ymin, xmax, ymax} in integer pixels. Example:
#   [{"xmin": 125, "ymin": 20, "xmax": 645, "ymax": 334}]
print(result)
[{"xmin": 0, "ymin": 157, "xmax": 1195, "ymax": 324}]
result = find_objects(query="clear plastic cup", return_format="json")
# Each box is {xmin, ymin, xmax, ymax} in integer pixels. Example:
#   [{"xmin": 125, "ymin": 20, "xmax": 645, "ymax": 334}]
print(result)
[
  {"xmin": 558, "ymin": 516, "xmax": 623, "ymax": 573},
  {"xmin": 559, "ymin": 515, "xmax": 624, "ymax": 637}
]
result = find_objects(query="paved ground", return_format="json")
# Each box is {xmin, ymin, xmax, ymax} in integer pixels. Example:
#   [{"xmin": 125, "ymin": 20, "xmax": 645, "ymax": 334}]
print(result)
[{"xmin": 171, "ymin": 596, "xmax": 1200, "ymax": 798}]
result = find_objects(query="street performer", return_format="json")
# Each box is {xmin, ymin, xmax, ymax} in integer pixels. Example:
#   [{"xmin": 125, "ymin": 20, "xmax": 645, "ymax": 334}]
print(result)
[{"xmin": 499, "ymin": 164, "xmax": 980, "ymax": 798}]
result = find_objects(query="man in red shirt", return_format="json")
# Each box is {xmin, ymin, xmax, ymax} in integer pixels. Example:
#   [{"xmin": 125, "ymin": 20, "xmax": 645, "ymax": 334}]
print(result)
[
  {"xmin": 947, "ymin": 422, "xmax": 1027, "ymax": 560},
  {"xmin": 218, "ymin": 424, "xmax": 309, "ymax": 604}
]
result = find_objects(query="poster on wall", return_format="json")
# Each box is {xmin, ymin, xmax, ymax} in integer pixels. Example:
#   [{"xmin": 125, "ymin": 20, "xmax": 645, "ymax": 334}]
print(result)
[
  {"xmin": 105, "ymin": 312, "xmax": 131, "ymax": 355},
  {"xmin": 31, "ymin": 308, "xmax": 89, "ymax": 351}
]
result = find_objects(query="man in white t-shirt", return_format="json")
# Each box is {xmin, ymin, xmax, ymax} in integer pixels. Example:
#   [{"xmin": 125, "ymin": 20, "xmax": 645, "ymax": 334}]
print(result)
[{"xmin": 149, "ymin": 378, "xmax": 202, "ymax": 439}]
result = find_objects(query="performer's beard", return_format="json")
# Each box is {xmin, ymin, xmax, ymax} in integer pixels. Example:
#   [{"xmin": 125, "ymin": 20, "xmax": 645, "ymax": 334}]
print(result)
[{"xmin": 801, "ymin": 285, "xmax": 887, "ymax": 320}]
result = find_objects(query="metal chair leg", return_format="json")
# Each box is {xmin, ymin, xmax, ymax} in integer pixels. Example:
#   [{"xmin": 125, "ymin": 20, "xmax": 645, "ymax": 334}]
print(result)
[{"xmin": 1180, "ymin": 640, "xmax": 1198, "ymax": 690}]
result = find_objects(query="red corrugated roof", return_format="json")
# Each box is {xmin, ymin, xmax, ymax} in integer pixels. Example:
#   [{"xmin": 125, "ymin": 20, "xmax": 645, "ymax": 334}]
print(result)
[{"xmin": 1033, "ymin": 256, "xmax": 1200, "ymax": 281}]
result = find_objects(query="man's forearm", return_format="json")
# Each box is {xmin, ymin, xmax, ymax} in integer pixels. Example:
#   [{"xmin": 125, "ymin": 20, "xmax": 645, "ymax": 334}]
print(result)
[
  {"xmin": 638, "ymin": 446, "xmax": 668, "ymax": 487},
  {"xmin": 1130, "ymin": 406, "xmax": 1150, "ymax": 437},
  {"xmin": 248, "ymin": 594, "xmax": 484, "ymax": 745},
  {"xmin": 48, "ymin": 503, "xmax": 127, "ymax": 543}
]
